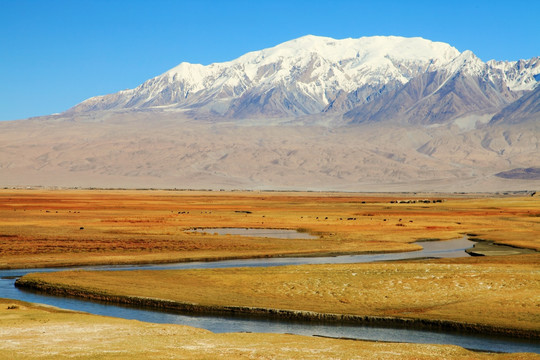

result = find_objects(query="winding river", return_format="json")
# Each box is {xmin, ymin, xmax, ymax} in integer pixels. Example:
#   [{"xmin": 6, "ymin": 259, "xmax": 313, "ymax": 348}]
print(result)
[{"xmin": 1, "ymin": 236, "xmax": 538, "ymax": 354}]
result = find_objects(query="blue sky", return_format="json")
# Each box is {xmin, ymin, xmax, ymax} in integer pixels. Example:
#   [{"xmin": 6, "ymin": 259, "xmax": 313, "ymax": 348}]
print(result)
[{"xmin": 1, "ymin": 0, "xmax": 539, "ymax": 121}]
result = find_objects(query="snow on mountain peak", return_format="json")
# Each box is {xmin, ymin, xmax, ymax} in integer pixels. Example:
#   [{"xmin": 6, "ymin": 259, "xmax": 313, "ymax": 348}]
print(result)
[
  {"xmin": 153, "ymin": 35, "xmax": 463, "ymax": 104},
  {"xmin": 487, "ymin": 57, "xmax": 540, "ymax": 91},
  {"xmin": 445, "ymin": 50, "xmax": 486, "ymax": 76},
  {"xmin": 245, "ymin": 35, "xmax": 459, "ymax": 63},
  {"xmin": 69, "ymin": 35, "xmax": 539, "ymax": 116}
]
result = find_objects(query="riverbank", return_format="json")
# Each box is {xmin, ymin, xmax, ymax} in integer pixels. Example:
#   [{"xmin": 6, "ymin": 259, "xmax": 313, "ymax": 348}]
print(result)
[
  {"xmin": 466, "ymin": 239, "xmax": 538, "ymax": 257},
  {"xmin": 16, "ymin": 254, "xmax": 540, "ymax": 340},
  {"xmin": 1, "ymin": 189, "xmax": 539, "ymax": 269},
  {"xmin": 1, "ymin": 298, "xmax": 537, "ymax": 360}
]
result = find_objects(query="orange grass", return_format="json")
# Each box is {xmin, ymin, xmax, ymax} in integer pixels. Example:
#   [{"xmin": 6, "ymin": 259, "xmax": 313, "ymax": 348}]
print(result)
[{"xmin": 0, "ymin": 189, "xmax": 538, "ymax": 269}]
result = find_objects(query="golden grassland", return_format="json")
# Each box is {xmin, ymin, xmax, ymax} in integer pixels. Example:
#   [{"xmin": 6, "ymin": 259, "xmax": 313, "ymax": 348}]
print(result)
[
  {"xmin": 3, "ymin": 190, "xmax": 540, "ymax": 358},
  {"xmin": 17, "ymin": 254, "xmax": 540, "ymax": 338},
  {"xmin": 1, "ymin": 299, "xmax": 537, "ymax": 360},
  {"xmin": 1, "ymin": 189, "xmax": 539, "ymax": 269}
]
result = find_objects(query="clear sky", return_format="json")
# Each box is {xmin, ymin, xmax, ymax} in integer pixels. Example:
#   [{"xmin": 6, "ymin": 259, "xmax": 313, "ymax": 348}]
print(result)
[{"xmin": 1, "ymin": 0, "xmax": 539, "ymax": 121}]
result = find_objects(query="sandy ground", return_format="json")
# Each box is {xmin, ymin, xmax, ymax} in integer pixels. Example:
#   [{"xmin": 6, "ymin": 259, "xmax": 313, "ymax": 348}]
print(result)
[
  {"xmin": 1, "ymin": 114, "xmax": 538, "ymax": 192},
  {"xmin": 1, "ymin": 299, "xmax": 537, "ymax": 360}
]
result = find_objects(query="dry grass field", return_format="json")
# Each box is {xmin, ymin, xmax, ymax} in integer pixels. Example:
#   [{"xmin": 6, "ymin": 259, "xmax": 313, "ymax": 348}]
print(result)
[
  {"xmin": 0, "ymin": 189, "xmax": 538, "ymax": 269},
  {"xmin": 3, "ymin": 190, "xmax": 540, "ymax": 358},
  {"xmin": 1, "ymin": 298, "xmax": 537, "ymax": 360}
]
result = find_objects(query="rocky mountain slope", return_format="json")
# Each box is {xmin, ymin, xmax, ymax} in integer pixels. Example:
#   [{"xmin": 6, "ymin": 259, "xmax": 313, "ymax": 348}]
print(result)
[
  {"xmin": 490, "ymin": 85, "xmax": 540, "ymax": 125},
  {"xmin": 345, "ymin": 51, "xmax": 525, "ymax": 125}
]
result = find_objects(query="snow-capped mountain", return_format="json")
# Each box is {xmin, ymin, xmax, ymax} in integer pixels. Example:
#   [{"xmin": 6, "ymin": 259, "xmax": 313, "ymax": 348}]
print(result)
[
  {"xmin": 67, "ymin": 35, "xmax": 540, "ymax": 122},
  {"xmin": 345, "ymin": 51, "xmax": 529, "ymax": 125},
  {"xmin": 2, "ymin": 35, "xmax": 539, "ymax": 191},
  {"xmin": 487, "ymin": 57, "xmax": 540, "ymax": 92}
]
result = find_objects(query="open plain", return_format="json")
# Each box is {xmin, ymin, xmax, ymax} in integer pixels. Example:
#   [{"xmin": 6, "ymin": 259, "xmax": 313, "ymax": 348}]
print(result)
[
  {"xmin": 1, "ymin": 189, "xmax": 539, "ymax": 269},
  {"xmin": 1, "ymin": 189, "xmax": 539, "ymax": 358}
]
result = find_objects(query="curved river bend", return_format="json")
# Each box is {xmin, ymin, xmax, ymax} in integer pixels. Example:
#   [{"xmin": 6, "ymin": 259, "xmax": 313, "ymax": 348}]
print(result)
[{"xmin": 1, "ymin": 236, "xmax": 538, "ymax": 354}]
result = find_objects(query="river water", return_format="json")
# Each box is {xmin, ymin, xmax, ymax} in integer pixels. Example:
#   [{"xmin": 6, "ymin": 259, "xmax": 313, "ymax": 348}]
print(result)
[{"xmin": 1, "ymin": 237, "xmax": 538, "ymax": 353}]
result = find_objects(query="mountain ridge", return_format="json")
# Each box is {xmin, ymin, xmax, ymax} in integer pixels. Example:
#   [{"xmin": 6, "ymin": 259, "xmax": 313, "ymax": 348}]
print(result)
[{"xmin": 67, "ymin": 35, "xmax": 540, "ymax": 123}]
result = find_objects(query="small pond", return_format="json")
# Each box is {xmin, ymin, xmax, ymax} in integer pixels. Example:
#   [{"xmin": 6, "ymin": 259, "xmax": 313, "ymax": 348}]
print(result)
[{"xmin": 188, "ymin": 227, "xmax": 317, "ymax": 239}]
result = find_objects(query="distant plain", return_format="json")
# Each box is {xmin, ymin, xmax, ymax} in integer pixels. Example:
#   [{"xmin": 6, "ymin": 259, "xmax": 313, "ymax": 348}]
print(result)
[{"xmin": 1, "ymin": 189, "xmax": 539, "ymax": 269}]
